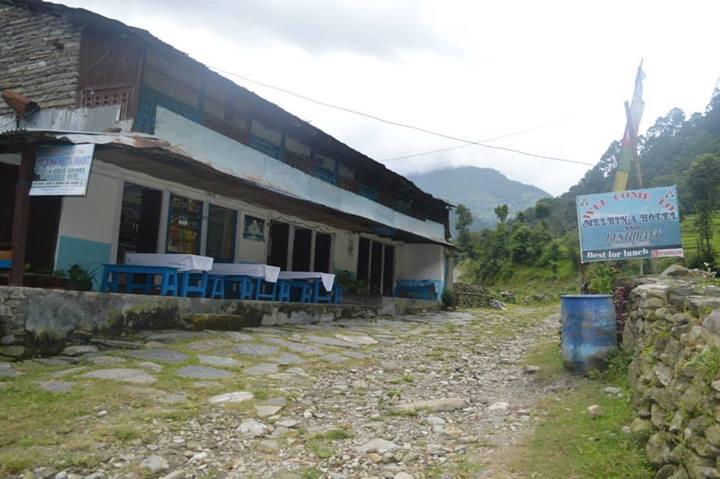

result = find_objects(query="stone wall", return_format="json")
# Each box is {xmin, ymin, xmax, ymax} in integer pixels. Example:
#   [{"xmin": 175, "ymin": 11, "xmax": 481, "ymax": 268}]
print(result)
[
  {"xmin": 0, "ymin": 286, "xmax": 439, "ymax": 358},
  {"xmin": 0, "ymin": 2, "xmax": 81, "ymax": 116},
  {"xmin": 624, "ymin": 265, "xmax": 720, "ymax": 479}
]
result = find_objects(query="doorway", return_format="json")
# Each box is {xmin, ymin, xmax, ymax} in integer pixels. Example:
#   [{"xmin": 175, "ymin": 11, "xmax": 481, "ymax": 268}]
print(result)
[
  {"xmin": 267, "ymin": 221, "xmax": 290, "ymax": 268},
  {"xmin": 1, "ymin": 162, "xmax": 61, "ymax": 273},
  {"xmin": 314, "ymin": 233, "xmax": 332, "ymax": 273},
  {"xmin": 382, "ymin": 244, "xmax": 395, "ymax": 296},
  {"xmin": 370, "ymin": 241, "xmax": 383, "ymax": 295},
  {"xmin": 291, "ymin": 227, "xmax": 312, "ymax": 271},
  {"xmin": 117, "ymin": 182, "xmax": 162, "ymax": 263}
]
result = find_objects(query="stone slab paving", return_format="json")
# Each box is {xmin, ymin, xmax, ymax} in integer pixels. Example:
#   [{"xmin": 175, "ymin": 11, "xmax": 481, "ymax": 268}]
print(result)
[
  {"xmin": 243, "ymin": 362, "xmax": 280, "ymax": 376},
  {"xmin": 0, "ymin": 306, "xmax": 563, "ymax": 479},
  {"xmin": 127, "ymin": 348, "xmax": 190, "ymax": 364},
  {"xmin": 80, "ymin": 368, "xmax": 157, "ymax": 384},
  {"xmin": 176, "ymin": 365, "xmax": 233, "ymax": 379},
  {"xmin": 234, "ymin": 343, "xmax": 279, "ymax": 356},
  {"xmin": 197, "ymin": 354, "xmax": 241, "ymax": 368}
]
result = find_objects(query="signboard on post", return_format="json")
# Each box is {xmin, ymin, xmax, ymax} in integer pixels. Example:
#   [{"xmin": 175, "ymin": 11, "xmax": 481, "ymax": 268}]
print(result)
[
  {"xmin": 576, "ymin": 185, "xmax": 683, "ymax": 263},
  {"xmin": 29, "ymin": 144, "xmax": 95, "ymax": 196}
]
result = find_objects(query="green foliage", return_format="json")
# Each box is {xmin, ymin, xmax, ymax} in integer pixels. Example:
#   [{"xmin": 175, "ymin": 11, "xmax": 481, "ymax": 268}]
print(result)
[
  {"xmin": 66, "ymin": 264, "xmax": 96, "ymax": 291},
  {"xmin": 454, "ymin": 203, "xmax": 474, "ymax": 259},
  {"xmin": 494, "ymin": 204, "xmax": 509, "ymax": 223},
  {"xmin": 687, "ymin": 154, "xmax": 720, "ymax": 267},
  {"xmin": 441, "ymin": 287, "xmax": 458, "ymax": 310},
  {"xmin": 586, "ymin": 263, "xmax": 617, "ymax": 294},
  {"xmin": 688, "ymin": 346, "xmax": 720, "ymax": 386},
  {"xmin": 334, "ymin": 269, "xmax": 368, "ymax": 294}
]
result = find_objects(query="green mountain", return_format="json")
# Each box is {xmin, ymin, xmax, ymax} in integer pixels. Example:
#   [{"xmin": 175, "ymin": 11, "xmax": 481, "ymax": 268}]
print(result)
[{"xmin": 407, "ymin": 166, "xmax": 550, "ymax": 230}]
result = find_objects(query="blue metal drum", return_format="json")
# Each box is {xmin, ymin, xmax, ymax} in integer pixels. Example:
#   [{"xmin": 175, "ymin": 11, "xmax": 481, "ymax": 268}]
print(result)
[{"xmin": 561, "ymin": 294, "xmax": 617, "ymax": 373}]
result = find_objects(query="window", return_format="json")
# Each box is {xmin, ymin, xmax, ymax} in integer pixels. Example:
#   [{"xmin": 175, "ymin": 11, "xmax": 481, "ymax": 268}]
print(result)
[
  {"xmin": 166, "ymin": 194, "xmax": 202, "ymax": 254},
  {"xmin": 117, "ymin": 183, "xmax": 162, "ymax": 262},
  {"xmin": 206, "ymin": 204, "xmax": 236, "ymax": 262}
]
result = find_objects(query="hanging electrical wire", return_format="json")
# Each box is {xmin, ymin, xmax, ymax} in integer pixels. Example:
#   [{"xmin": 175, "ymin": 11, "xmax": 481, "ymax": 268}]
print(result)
[{"xmin": 211, "ymin": 66, "xmax": 592, "ymax": 166}]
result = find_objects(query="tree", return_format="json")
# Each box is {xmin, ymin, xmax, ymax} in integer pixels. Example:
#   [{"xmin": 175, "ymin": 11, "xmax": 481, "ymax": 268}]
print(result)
[
  {"xmin": 687, "ymin": 154, "xmax": 720, "ymax": 266},
  {"xmin": 454, "ymin": 204, "xmax": 474, "ymax": 259},
  {"xmin": 494, "ymin": 204, "xmax": 509, "ymax": 223},
  {"xmin": 534, "ymin": 199, "xmax": 552, "ymax": 229}
]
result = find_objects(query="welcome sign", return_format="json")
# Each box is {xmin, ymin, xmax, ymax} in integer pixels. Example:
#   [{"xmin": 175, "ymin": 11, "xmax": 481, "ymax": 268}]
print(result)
[
  {"xmin": 30, "ymin": 144, "xmax": 95, "ymax": 196},
  {"xmin": 576, "ymin": 185, "xmax": 683, "ymax": 263}
]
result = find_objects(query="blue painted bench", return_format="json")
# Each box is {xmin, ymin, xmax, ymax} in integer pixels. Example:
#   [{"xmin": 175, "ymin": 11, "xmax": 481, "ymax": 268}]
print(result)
[
  {"xmin": 277, "ymin": 279, "xmax": 313, "ymax": 303},
  {"xmin": 101, "ymin": 264, "xmax": 179, "ymax": 296},
  {"xmin": 211, "ymin": 275, "xmax": 255, "ymax": 300}
]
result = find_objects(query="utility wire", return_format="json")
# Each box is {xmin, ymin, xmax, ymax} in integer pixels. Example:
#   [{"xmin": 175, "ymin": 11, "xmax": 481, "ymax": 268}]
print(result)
[
  {"xmin": 382, "ymin": 119, "xmax": 571, "ymax": 162},
  {"xmin": 212, "ymin": 66, "xmax": 593, "ymax": 167}
]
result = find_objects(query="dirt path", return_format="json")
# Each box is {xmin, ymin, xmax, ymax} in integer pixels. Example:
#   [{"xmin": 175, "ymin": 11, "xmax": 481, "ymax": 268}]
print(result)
[{"xmin": 0, "ymin": 305, "xmax": 562, "ymax": 479}]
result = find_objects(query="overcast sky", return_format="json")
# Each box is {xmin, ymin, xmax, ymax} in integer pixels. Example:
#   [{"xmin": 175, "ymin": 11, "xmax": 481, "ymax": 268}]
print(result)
[{"xmin": 65, "ymin": 0, "xmax": 720, "ymax": 195}]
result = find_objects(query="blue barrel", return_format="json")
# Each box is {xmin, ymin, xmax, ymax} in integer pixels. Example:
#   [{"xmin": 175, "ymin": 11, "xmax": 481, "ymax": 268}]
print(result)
[{"xmin": 561, "ymin": 294, "xmax": 617, "ymax": 373}]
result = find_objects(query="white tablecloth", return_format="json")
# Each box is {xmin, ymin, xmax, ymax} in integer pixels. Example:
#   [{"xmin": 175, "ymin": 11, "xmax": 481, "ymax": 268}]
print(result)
[
  {"xmin": 125, "ymin": 253, "xmax": 214, "ymax": 272},
  {"xmin": 278, "ymin": 271, "xmax": 335, "ymax": 292},
  {"xmin": 210, "ymin": 263, "xmax": 281, "ymax": 283}
]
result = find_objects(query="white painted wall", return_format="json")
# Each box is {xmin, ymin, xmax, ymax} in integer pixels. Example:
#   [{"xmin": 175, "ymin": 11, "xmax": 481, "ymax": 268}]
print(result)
[
  {"xmin": 333, "ymin": 232, "xmax": 358, "ymax": 273},
  {"xmin": 57, "ymin": 168, "xmax": 121, "ymax": 245},
  {"xmin": 399, "ymin": 244, "xmax": 445, "ymax": 281}
]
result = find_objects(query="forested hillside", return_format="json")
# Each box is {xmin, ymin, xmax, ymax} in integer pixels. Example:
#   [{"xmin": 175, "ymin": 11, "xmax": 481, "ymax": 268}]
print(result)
[
  {"xmin": 522, "ymin": 90, "xmax": 720, "ymax": 235},
  {"xmin": 456, "ymin": 87, "xmax": 720, "ymax": 290}
]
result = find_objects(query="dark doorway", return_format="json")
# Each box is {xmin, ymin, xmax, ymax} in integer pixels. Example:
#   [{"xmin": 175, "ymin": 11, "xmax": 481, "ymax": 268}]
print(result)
[
  {"xmin": 370, "ymin": 241, "xmax": 383, "ymax": 295},
  {"xmin": 1, "ymin": 162, "xmax": 61, "ymax": 273},
  {"xmin": 357, "ymin": 237, "xmax": 370, "ymax": 282},
  {"xmin": 267, "ymin": 221, "xmax": 290, "ymax": 268},
  {"xmin": 25, "ymin": 196, "xmax": 61, "ymax": 272},
  {"xmin": 291, "ymin": 228, "xmax": 312, "ymax": 271},
  {"xmin": 382, "ymin": 244, "xmax": 395, "ymax": 296},
  {"xmin": 117, "ymin": 183, "xmax": 162, "ymax": 262},
  {"xmin": 0, "ymin": 163, "xmax": 19, "ymax": 250},
  {"xmin": 314, "ymin": 233, "xmax": 332, "ymax": 273}
]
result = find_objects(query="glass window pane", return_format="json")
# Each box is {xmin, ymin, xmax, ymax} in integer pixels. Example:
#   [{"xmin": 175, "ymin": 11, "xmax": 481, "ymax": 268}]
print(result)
[{"xmin": 166, "ymin": 194, "xmax": 203, "ymax": 254}]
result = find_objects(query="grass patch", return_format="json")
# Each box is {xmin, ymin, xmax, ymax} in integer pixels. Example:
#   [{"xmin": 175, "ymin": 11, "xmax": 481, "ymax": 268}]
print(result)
[
  {"xmin": 506, "ymin": 344, "xmax": 652, "ymax": 478},
  {"xmin": 299, "ymin": 467, "xmax": 322, "ymax": 479},
  {"xmin": 306, "ymin": 428, "xmax": 352, "ymax": 459},
  {"xmin": 427, "ymin": 455, "xmax": 484, "ymax": 478}
]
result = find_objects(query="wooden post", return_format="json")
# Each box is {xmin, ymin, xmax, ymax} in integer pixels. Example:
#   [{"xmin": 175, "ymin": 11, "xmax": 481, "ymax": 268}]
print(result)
[{"xmin": 9, "ymin": 148, "xmax": 36, "ymax": 286}]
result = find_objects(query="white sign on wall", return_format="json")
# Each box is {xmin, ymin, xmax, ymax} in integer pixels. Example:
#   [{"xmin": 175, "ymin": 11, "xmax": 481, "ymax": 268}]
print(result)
[{"xmin": 30, "ymin": 144, "xmax": 95, "ymax": 196}]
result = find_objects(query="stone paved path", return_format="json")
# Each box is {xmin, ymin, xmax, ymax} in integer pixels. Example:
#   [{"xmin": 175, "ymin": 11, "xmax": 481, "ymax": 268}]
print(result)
[{"xmin": 0, "ymin": 305, "xmax": 561, "ymax": 479}]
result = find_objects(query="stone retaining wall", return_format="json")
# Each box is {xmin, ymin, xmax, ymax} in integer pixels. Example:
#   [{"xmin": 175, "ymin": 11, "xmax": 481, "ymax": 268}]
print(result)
[
  {"xmin": 0, "ymin": 286, "xmax": 439, "ymax": 358},
  {"xmin": 624, "ymin": 266, "xmax": 720, "ymax": 479}
]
